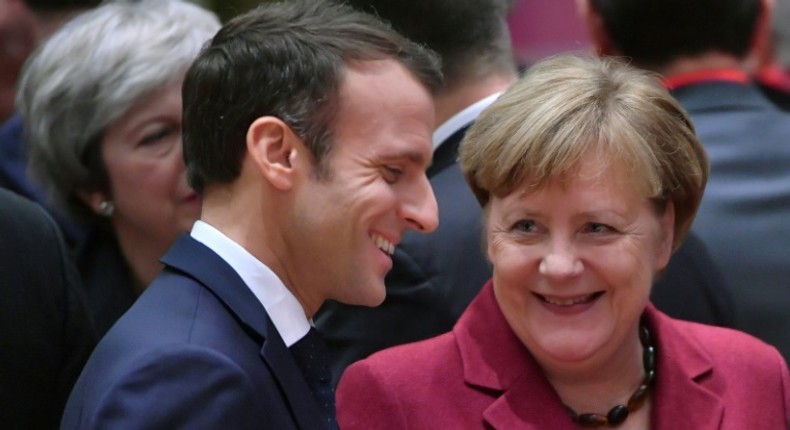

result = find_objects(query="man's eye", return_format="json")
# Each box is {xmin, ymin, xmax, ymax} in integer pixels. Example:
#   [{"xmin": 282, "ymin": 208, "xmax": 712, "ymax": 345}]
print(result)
[{"xmin": 382, "ymin": 166, "xmax": 403, "ymax": 184}]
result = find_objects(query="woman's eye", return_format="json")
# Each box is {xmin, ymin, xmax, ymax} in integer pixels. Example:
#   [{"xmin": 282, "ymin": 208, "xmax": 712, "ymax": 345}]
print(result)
[
  {"xmin": 382, "ymin": 166, "xmax": 403, "ymax": 184},
  {"xmin": 586, "ymin": 222, "xmax": 613, "ymax": 234},
  {"xmin": 513, "ymin": 219, "xmax": 538, "ymax": 233},
  {"xmin": 140, "ymin": 126, "xmax": 176, "ymax": 146}
]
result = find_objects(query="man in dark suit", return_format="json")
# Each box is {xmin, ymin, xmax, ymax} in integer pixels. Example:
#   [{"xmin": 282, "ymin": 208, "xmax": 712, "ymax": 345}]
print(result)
[
  {"xmin": 316, "ymin": 0, "xmax": 736, "ymax": 387},
  {"xmin": 580, "ymin": 0, "xmax": 790, "ymax": 362},
  {"xmin": 315, "ymin": 0, "xmax": 517, "ymax": 385},
  {"xmin": 0, "ymin": 188, "xmax": 96, "ymax": 429},
  {"xmin": 61, "ymin": 1, "xmax": 442, "ymax": 428}
]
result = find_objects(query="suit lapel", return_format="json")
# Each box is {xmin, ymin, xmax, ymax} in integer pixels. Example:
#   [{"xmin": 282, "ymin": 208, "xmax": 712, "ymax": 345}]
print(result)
[
  {"xmin": 482, "ymin": 370, "xmax": 577, "ymax": 430},
  {"xmin": 646, "ymin": 306, "xmax": 724, "ymax": 429},
  {"xmin": 259, "ymin": 330, "xmax": 328, "ymax": 430},
  {"xmin": 427, "ymin": 124, "xmax": 470, "ymax": 178},
  {"xmin": 456, "ymin": 282, "xmax": 576, "ymax": 429},
  {"xmin": 161, "ymin": 235, "xmax": 326, "ymax": 429}
]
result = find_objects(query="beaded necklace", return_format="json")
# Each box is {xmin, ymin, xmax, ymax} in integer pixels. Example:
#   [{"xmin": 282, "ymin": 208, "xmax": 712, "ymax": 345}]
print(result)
[{"xmin": 564, "ymin": 324, "xmax": 655, "ymax": 427}]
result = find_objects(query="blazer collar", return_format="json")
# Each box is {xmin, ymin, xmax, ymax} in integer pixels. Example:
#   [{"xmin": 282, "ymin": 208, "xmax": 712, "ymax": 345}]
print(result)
[
  {"xmin": 645, "ymin": 305, "xmax": 724, "ymax": 429},
  {"xmin": 161, "ymin": 234, "xmax": 326, "ymax": 430},
  {"xmin": 455, "ymin": 281, "xmax": 577, "ymax": 429},
  {"xmin": 454, "ymin": 282, "xmax": 724, "ymax": 429}
]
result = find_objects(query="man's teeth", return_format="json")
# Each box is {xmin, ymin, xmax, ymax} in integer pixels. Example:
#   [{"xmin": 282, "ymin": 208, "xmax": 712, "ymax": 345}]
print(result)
[
  {"xmin": 372, "ymin": 234, "xmax": 394, "ymax": 255},
  {"xmin": 542, "ymin": 294, "xmax": 596, "ymax": 306}
]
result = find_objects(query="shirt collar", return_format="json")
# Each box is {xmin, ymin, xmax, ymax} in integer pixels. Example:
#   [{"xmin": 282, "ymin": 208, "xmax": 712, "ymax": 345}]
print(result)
[
  {"xmin": 432, "ymin": 92, "xmax": 503, "ymax": 151},
  {"xmin": 190, "ymin": 220, "xmax": 311, "ymax": 347}
]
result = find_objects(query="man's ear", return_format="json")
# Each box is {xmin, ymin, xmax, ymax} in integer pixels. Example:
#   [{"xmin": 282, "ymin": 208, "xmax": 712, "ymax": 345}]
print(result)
[
  {"xmin": 576, "ymin": 0, "xmax": 618, "ymax": 56},
  {"xmin": 246, "ymin": 116, "xmax": 300, "ymax": 191}
]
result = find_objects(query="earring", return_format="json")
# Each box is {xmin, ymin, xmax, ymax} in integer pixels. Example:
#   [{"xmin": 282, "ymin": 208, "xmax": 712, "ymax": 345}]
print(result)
[{"xmin": 98, "ymin": 200, "xmax": 115, "ymax": 217}]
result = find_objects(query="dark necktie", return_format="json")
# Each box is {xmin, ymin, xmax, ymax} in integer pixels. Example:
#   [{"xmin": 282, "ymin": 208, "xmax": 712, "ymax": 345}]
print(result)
[{"xmin": 289, "ymin": 327, "xmax": 338, "ymax": 430}]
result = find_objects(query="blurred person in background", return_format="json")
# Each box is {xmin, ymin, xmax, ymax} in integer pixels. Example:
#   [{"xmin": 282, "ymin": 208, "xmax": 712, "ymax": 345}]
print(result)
[
  {"xmin": 579, "ymin": 0, "xmax": 790, "ymax": 365},
  {"xmin": 17, "ymin": 0, "xmax": 220, "ymax": 336},
  {"xmin": 0, "ymin": 0, "xmax": 37, "ymax": 123},
  {"xmin": 0, "ymin": 188, "xmax": 96, "ymax": 429},
  {"xmin": 0, "ymin": 0, "xmax": 100, "ymax": 246}
]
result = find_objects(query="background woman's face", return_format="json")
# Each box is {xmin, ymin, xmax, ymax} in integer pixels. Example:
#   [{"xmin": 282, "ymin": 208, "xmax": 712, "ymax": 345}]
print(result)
[
  {"xmin": 100, "ymin": 80, "xmax": 200, "ymax": 257},
  {"xmin": 486, "ymin": 158, "xmax": 673, "ymax": 370}
]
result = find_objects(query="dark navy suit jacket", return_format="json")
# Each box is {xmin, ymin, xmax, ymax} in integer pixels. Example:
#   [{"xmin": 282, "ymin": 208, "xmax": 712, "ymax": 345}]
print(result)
[
  {"xmin": 673, "ymin": 80, "xmax": 790, "ymax": 362},
  {"xmin": 62, "ymin": 235, "xmax": 327, "ymax": 429},
  {"xmin": 0, "ymin": 189, "xmax": 96, "ymax": 429}
]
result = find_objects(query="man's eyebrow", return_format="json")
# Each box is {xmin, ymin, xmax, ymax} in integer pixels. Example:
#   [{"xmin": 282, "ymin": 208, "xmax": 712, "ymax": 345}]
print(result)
[{"xmin": 381, "ymin": 149, "xmax": 433, "ymax": 168}]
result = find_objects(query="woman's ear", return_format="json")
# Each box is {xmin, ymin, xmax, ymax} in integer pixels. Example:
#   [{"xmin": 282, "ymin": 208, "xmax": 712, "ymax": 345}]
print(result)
[
  {"xmin": 75, "ymin": 188, "xmax": 112, "ymax": 217},
  {"xmin": 246, "ymin": 116, "xmax": 300, "ymax": 191}
]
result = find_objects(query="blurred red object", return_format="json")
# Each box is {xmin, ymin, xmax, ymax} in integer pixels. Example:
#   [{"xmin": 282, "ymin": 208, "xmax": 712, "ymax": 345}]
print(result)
[
  {"xmin": 508, "ymin": 0, "xmax": 591, "ymax": 67},
  {"xmin": 0, "ymin": 0, "xmax": 38, "ymax": 122}
]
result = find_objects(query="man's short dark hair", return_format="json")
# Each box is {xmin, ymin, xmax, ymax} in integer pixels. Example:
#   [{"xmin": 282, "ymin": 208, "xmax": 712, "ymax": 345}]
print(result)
[
  {"xmin": 341, "ymin": 0, "xmax": 515, "ymax": 87},
  {"xmin": 591, "ymin": 0, "xmax": 762, "ymax": 67},
  {"xmin": 182, "ymin": 0, "xmax": 442, "ymax": 193}
]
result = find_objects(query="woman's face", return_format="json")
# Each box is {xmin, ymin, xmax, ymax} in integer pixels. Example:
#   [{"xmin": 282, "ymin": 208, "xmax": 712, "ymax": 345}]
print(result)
[
  {"xmin": 486, "ymin": 158, "xmax": 673, "ymax": 371},
  {"xmin": 99, "ymin": 80, "xmax": 200, "ymax": 259}
]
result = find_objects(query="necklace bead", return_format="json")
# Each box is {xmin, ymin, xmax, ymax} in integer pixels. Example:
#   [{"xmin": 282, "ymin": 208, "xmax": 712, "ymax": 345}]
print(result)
[{"xmin": 564, "ymin": 322, "xmax": 655, "ymax": 428}]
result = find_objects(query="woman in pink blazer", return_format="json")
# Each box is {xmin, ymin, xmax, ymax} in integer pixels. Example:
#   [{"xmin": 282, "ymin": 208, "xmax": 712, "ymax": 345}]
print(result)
[{"xmin": 336, "ymin": 54, "xmax": 790, "ymax": 429}]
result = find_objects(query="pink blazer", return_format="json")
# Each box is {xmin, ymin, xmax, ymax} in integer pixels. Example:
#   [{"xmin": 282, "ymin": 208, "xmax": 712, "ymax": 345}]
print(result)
[{"xmin": 337, "ymin": 281, "xmax": 790, "ymax": 429}]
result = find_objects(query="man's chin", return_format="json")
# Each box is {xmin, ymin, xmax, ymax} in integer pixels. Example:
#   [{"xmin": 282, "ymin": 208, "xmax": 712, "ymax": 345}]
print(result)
[{"xmin": 341, "ymin": 282, "xmax": 387, "ymax": 307}]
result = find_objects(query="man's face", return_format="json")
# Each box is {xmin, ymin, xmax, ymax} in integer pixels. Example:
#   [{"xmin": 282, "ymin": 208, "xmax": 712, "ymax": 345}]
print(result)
[{"xmin": 285, "ymin": 59, "xmax": 438, "ymax": 313}]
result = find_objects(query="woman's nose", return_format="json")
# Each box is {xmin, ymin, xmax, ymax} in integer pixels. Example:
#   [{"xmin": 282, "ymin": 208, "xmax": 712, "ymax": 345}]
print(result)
[{"xmin": 539, "ymin": 250, "xmax": 583, "ymax": 279}]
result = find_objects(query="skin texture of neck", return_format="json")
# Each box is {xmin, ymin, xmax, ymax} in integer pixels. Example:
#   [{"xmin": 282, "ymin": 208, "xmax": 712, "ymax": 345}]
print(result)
[
  {"xmin": 642, "ymin": 52, "xmax": 745, "ymax": 78},
  {"xmin": 200, "ymin": 173, "xmax": 320, "ymax": 320},
  {"xmin": 542, "ymin": 322, "xmax": 646, "ymax": 416},
  {"xmin": 433, "ymin": 71, "xmax": 517, "ymax": 128}
]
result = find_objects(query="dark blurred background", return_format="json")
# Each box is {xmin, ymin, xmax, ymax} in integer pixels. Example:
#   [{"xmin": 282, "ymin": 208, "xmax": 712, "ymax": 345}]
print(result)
[{"xmin": 197, "ymin": 0, "xmax": 591, "ymax": 67}]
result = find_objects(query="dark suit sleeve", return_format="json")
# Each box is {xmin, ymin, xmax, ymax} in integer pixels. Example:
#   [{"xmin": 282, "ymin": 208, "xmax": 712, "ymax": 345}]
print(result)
[
  {"xmin": 0, "ymin": 189, "xmax": 97, "ymax": 429},
  {"xmin": 650, "ymin": 232, "xmax": 736, "ymax": 327},
  {"xmin": 79, "ymin": 347, "xmax": 261, "ymax": 429}
]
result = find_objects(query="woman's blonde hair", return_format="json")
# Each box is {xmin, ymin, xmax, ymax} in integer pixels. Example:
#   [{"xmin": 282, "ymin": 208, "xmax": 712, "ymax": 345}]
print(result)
[{"xmin": 459, "ymin": 54, "xmax": 708, "ymax": 250}]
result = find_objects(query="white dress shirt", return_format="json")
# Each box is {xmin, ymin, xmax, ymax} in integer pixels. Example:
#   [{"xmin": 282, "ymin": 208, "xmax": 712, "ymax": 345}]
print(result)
[
  {"xmin": 432, "ymin": 92, "xmax": 503, "ymax": 151},
  {"xmin": 190, "ymin": 220, "xmax": 311, "ymax": 347}
]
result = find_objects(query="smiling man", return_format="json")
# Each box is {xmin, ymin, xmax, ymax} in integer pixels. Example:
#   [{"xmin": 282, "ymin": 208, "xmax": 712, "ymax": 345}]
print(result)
[{"xmin": 61, "ymin": 1, "xmax": 441, "ymax": 429}]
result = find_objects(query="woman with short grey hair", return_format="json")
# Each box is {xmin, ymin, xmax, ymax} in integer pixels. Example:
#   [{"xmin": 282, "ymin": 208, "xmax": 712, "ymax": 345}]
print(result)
[{"xmin": 17, "ymin": 0, "xmax": 220, "ymax": 335}]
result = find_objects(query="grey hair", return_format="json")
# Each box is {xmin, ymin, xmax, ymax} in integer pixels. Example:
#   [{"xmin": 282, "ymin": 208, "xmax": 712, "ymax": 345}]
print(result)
[{"xmin": 17, "ymin": 0, "xmax": 220, "ymax": 220}]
